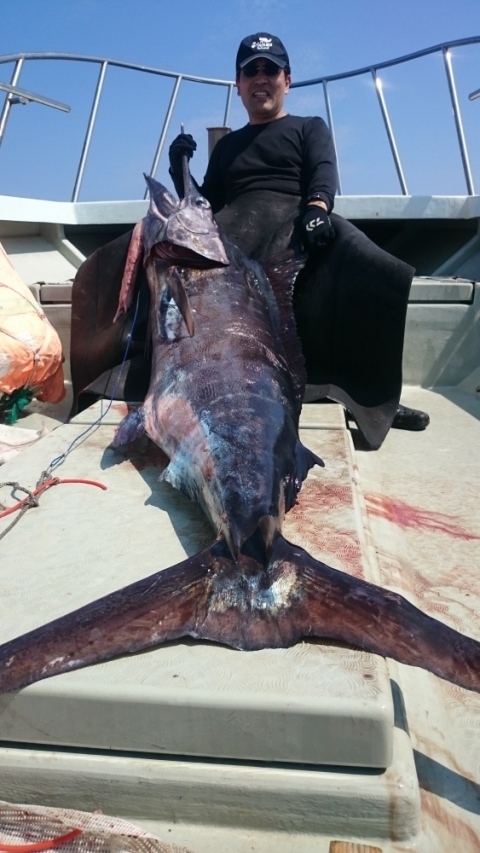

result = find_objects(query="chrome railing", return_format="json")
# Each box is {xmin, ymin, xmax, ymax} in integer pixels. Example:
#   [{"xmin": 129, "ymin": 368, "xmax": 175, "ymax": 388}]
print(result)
[
  {"xmin": 0, "ymin": 53, "xmax": 234, "ymax": 202},
  {"xmin": 0, "ymin": 37, "xmax": 479, "ymax": 201}
]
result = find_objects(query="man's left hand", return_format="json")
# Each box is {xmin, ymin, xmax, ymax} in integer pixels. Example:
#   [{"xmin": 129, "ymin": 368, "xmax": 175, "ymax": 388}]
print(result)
[{"xmin": 302, "ymin": 207, "xmax": 335, "ymax": 252}]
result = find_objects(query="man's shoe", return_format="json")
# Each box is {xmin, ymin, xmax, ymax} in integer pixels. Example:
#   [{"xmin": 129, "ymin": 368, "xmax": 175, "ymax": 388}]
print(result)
[{"xmin": 392, "ymin": 404, "xmax": 430, "ymax": 431}]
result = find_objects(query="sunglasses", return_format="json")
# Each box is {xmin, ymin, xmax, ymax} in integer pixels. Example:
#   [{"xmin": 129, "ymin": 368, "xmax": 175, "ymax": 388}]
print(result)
[{"xmin": 241, "ymin": 61, "xmax": 283, "ymax": 78}]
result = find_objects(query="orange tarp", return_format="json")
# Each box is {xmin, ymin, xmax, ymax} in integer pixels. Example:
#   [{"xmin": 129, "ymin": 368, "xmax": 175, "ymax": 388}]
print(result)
[{"xmin": 0, "ymin": 243, "xmax": 65, "ymax": 403}]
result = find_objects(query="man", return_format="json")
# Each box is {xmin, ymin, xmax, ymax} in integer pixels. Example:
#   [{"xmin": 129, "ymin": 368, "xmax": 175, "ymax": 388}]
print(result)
[{"xmin": 168, "ymin": 32, "xmax": 429, "ymax": 449}]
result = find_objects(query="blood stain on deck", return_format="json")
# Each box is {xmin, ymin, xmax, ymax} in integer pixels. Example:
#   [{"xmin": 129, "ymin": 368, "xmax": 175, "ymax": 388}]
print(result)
[{"xmin": 365, "ymin": 494, "xmax": 479, "ymax": 541}]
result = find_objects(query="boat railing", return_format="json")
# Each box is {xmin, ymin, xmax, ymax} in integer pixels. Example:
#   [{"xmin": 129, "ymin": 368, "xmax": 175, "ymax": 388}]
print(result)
[
  {"xmin": 0, "ymin": 36, "xmax": 479, "ymax": 201},
  {"xmin": 294, "ymin": 36, "xmax": 480, "ymax": 196}
]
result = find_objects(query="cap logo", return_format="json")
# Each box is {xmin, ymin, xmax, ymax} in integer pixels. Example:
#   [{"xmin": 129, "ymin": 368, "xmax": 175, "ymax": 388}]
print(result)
[{"xmin": 251, "ymin": 37, "xmax": 272, "ymax": 51}]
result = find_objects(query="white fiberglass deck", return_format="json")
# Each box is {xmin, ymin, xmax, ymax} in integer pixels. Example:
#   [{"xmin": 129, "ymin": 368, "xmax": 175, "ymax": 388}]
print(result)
[
  {"xmin": 0, "ymin": 400, "xmax": 393, "ymax": 769},
  {"xmin": 0, "ymin": 388, "xmax": 479, "ymax": 850}
]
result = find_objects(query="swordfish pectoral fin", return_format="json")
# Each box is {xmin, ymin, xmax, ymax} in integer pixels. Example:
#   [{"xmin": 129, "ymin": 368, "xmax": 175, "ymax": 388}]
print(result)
[
  {"xmin": 145, "ymin": 261, "xmax": 195, "ymax": 338},
  {"xmin": 167, "ymin": 267, "xmax": 195, "ymax": 337},
  {"xmin": 271, "ymin": 537, "xmax": 480, "ymax": 693},
  {"xmin": 0, "ymin": 546, "xmax": 220, "ymax": 693},
  {"xmin": 111, "ymin": 405, "xmax": 147, "ymax": 447}
]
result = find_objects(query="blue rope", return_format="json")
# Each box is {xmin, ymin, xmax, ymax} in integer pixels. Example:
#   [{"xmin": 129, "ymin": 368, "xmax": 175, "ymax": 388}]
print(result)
[{"xmin": 46, "ymin": 292, "xmax": 142, "ymax": 476}]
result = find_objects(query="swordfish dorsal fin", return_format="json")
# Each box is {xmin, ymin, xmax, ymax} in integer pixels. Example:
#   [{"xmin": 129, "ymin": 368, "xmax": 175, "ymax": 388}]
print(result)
[
  {"xmin": 261, "ymin": 250, "xmax": 308, "ymax": 416},
  {"xmin": 142, "ymin": 173, "xmax": 179, "ymax": 261}
]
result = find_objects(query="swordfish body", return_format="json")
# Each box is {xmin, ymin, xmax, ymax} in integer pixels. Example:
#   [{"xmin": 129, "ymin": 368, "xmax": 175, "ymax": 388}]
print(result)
[
  {"xmin": 1, "ymin": 170, "xmax": 480, "ymax": 693},
  {"xmin": 113, "ymin": 208, "xmax": 318, "ymax": 562}
]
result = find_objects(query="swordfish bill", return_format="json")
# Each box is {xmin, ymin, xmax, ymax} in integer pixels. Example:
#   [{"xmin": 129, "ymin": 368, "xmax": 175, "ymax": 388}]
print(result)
[{"xmin": 1, "ymin": 172, "xmax": 480, "ymax": 694}]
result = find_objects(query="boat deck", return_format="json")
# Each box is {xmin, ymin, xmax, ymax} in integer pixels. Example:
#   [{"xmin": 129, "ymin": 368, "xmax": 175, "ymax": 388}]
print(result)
[{"xmin": 0, "ymin": 385, "xmax": 479, "ymax": 851}]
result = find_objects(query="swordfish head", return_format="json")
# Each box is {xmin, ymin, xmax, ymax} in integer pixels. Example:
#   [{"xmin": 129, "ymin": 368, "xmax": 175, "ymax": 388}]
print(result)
[
  {"xmin": 115, "ymin": 167, "xmax": 229, "ymax": 324},
  {"xmin": 143, "ymin": 166, "xmax": 229, "ymax": 267}
]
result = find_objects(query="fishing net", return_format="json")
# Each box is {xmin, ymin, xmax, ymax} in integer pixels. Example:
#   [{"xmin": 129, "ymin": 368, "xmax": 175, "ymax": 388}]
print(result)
[
  {"xmin": 0, "ymin": 423, "xmax": 47, "ymax": 464},
  {"xmin": 0, "ymin": 801, "xmax": 194, "ymax": 853}
]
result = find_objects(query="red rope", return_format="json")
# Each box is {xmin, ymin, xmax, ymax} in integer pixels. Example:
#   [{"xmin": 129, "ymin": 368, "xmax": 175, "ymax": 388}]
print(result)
[
  {"xmin": 0, "ymin": 828, "xmax": 83, "ymax": 851},
  {"xmin": 0, "ymin": 478, "xmax": 107, "ymax": 519}
]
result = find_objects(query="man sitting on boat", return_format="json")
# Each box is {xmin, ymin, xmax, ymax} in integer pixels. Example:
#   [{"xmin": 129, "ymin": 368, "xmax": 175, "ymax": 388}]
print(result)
[{"xmin": 168, "ymin": 32, "xmax": 430, "ymax": 449}]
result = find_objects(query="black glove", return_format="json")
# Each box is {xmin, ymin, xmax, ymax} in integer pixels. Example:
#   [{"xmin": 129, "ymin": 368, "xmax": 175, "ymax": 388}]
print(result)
[
  {"xmin": 168, "ymin": 133, "xmax": 197, "ymax": 198},
  {"xmin": 301, "ymin": 206, "xmax": 335, "ymax": 252},
  {"xmin": 168, "ymin": 133, "xmax": 197, "ymax": 174}
]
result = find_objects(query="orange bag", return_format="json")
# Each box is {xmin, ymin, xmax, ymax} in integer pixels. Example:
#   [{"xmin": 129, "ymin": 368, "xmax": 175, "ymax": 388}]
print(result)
[{"xmin": 0, "ymin": 243, "xmax": 65, "ymax": 403}]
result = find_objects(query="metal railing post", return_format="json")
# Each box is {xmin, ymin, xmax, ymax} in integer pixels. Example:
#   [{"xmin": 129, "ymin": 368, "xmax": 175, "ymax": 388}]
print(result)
[
  {"xmin": 71, "ymin": 60, "xmax": 108, "ymax": 202},
  {"xmin": 0, "ymin": 57, "xmax": 24, "ymax": 149},
  {"xmin": 371, "ymin": 68, "xmax": 408, "ymax": 195},
  {"xmin": 145, "ymin": 74, "xmax": 183, "ymax": 197},
  {"xmin": 322, "ymin": 79, "xmax": 342, "ymax": 196},
  {"xmin": 223, "ymin": 83, "xmax": 234, "ymax": 127},
  {"xmin": 443, "ymin": 47, "xmax": 475, "ymax": 195}
]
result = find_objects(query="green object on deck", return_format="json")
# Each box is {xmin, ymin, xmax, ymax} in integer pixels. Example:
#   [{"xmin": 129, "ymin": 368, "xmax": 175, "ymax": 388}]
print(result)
[{"xmin": 0, "ymin": 388, "xmax": 34, "ymax": 424}]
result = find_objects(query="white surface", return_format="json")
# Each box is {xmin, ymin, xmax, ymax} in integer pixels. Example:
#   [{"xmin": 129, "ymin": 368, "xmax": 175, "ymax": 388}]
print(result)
[
  {"xmin": 0, "ymin": 194, "xmax": 479, "ymax": 226},
  {"xmin": 0, "ymin": 401, "xmax": 394, "ymax": 768},
  {"xmin": 0, "ymin": 724, "xmax": 419, "ymax": 847},
  {"xmin": 409, "ymin": 278, "xmax": 474, "ymax": 301},
  {"xmin": 1, "ymin": 389, "xmax": 480, "ymax": 848},
  {"xmin": 403, "ymin": 282, "xmax": 479, "ymax": 386},
  {"xmin": 1, "ymin": 235, "xmax": 77, "ymax": 284},
  {"xmin": 355, "ymin": 386, "xmax": 480, "ymax": 851}
]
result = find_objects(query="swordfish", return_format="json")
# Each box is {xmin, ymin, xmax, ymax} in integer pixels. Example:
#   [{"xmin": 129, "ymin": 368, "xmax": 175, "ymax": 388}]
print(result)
[{"xmin": 0, "ymin": 166, "xmax": 480, "ymax": 694}]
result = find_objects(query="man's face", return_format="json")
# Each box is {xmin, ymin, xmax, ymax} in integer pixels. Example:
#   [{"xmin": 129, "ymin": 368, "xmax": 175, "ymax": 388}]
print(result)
[{"xmin": 236, "ymin": 60, "xmax": 291, "ymax": 124}]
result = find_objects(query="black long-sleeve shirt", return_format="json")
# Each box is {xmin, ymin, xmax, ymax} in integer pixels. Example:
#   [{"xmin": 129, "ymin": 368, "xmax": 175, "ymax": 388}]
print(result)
[{"xmin": 199, "ymin": 114, "xmax": 338, "ymax": 214}]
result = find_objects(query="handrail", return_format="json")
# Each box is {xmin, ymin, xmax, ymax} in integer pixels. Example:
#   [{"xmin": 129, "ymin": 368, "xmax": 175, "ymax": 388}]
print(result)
[
  {"xmin": 290, "ymin": 36, "xmax": 480, "ymax": 86},
  {"xmin": 442, "ymin": 47, "xmax": 475, "ymax": 196},
  {"xmin": 0, "ymin": 51, "xmax": 234, "ymax": 85},
  {"xmin": 0, "ymin": 52, "xmax": 234, "ymax": 202},
  {"xmin": 0, "ymin": 81, "xmax": 70, "ymax": 111},
  {"xmin": 371, "ymin": 70, "xmax": 408, "ymax": 196},
  {"xmin": 71, "ymin": 61, "xmax": 108, "ymax": 203},
  {"xmin": 291, "ymin": 35, "xmax": 480, "ymax": 197},
  {"xmin": 0, "ymin": 37, "xmax": 479, "ymax": 201}
]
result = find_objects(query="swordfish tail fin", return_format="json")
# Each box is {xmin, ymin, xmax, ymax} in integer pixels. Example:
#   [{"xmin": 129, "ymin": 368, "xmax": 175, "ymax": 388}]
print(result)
[
  {"xmin": 0, "ymin": 537, "xmax": 479, "ymax": 693},
  {"xmin": 0, "ymin": 547, "xmax": 214, "ymax": 693}
]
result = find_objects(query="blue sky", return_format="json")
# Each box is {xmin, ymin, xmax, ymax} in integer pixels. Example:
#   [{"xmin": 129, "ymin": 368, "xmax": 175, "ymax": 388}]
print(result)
[{"xmin": 0, "ymin": 0, "xmax": 479, "ymax": 201}]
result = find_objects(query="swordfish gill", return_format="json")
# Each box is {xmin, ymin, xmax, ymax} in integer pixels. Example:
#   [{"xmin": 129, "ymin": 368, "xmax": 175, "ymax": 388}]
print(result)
[{"xmin": 1, "ymin": 165, "xmax": 480, "ymax": 694}]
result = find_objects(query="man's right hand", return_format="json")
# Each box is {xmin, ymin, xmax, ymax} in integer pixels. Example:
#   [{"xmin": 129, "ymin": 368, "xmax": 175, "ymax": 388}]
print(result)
[{"xmin": 169, "ymin": 133, "xmax": 197, "ymax": 173}]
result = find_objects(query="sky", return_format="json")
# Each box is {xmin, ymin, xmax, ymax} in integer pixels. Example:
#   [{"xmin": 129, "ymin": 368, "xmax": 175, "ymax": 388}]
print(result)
[{"xmin": 0, "ymin": 0, "xmax": 479, "ymax": 201}]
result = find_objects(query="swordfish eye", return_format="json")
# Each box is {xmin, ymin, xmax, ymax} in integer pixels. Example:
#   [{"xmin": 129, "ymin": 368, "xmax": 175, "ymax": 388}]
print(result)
[{"xmin": 194, "ymin": 196, "xmax": 210, "ymax": 208}]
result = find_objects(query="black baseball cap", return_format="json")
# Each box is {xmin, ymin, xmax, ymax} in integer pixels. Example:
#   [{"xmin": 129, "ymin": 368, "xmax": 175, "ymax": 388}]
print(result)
[{"xmin": 236, "ymin": 33, "xmax": 290, "ymax": 71}]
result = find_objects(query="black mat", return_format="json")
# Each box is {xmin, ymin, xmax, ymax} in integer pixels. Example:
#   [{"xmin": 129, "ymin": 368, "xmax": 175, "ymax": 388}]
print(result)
[
  {"xmin": 216, "ymin": 192, "xmax": 414, "ymax": 448},
  {"xmin": 69, "ymin": 192, "xmax": 413, "ymax": 448}
]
